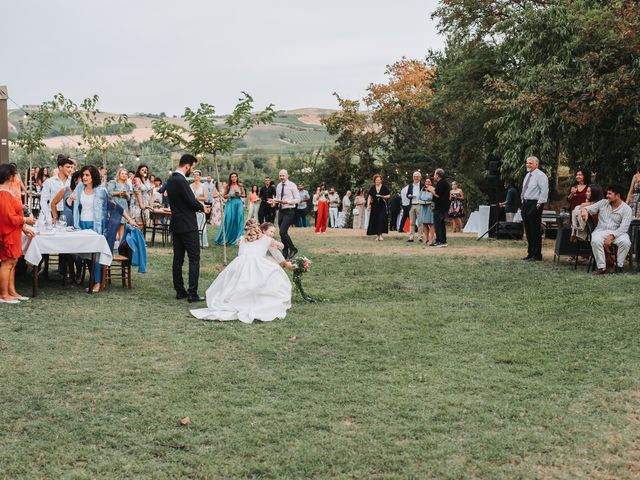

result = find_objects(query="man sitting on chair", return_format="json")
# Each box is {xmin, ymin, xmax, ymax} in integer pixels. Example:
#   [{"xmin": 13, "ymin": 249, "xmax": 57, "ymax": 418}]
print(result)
[{"xmin": 581, "ymin": 184, "xmax": 633, "ymax": 275}]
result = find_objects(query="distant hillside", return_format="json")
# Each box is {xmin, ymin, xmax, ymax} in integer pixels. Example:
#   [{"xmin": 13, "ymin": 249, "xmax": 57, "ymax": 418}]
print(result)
[{"xmin": 8, "ymin": 108, "xmax": 338, "ymax": 153}]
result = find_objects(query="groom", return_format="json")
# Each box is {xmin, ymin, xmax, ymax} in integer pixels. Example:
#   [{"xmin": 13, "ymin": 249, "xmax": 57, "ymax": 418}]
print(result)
[{"xmin": 165, "ymin": 154, "xmax": 210, "ymax": 302}]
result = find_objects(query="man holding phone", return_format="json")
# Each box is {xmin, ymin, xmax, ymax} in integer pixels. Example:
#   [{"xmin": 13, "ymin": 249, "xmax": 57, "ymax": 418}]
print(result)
[{"xmin": 406, "ymin": 171, "xmax": 424, "ymax": 242}]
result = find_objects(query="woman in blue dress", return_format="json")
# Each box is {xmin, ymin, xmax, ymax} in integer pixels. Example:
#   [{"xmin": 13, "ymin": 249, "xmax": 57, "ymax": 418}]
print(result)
[
  {"xmin": 419, "ymin": 177, "xmax": 436, "ymax": 246},
  {"xmin": 215, "ymin": 172, "xmax": 246, "ymax": 245}
]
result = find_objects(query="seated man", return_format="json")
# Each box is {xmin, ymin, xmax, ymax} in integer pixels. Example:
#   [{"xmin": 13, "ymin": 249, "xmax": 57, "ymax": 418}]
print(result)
[{"xmin": 581, "ymin": 184, "xmax": 633, "ymax": 275}]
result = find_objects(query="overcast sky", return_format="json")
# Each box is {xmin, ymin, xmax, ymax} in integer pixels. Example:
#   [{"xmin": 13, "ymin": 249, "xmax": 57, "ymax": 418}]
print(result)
[{"xmin": 3, "ymin": 0, "xmax": 444, "ymax": 115}]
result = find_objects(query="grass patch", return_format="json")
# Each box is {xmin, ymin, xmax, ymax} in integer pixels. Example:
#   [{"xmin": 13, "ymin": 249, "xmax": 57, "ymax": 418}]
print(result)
[{"xmin": 1, "ymin": 230, "xmax": 639, "ymax": 478}]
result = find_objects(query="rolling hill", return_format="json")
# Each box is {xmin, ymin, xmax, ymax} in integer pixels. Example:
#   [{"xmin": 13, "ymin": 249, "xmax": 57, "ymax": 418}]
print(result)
[{"xmin": 8, "ymin": 108, "xmax": 338, "ymax": 154}]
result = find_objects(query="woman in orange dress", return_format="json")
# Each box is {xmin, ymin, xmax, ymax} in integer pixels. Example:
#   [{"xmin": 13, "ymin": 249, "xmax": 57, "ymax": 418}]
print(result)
[{"xmin": 0, "ymin": 164, "xmax": 36, "ymax": 304}]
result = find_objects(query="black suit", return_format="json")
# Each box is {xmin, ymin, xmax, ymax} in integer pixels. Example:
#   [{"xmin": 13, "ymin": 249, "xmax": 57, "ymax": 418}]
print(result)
[
  {"xmin": 165, "ymin": 172, "xmax": 204, "ymax": 297},
  {"xmin": 258, "ymin": 184, "xmax": 276, "ymax": 223}
]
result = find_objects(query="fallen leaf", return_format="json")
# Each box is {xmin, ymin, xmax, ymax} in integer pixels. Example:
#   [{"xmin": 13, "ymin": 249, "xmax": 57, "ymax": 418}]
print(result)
[
  {"xmin": 341, "ymin": 416, "xmax": 356, "ymax": 426},
  {"xmin": 180, "ymin": 416, "xmax": 190, "ymax": 425}
]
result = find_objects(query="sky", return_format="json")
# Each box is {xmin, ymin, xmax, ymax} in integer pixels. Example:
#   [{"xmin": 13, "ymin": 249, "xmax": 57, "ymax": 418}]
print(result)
[{"xmin": 3, "ymin": 0, "xmax": 444, "ymax": 116}]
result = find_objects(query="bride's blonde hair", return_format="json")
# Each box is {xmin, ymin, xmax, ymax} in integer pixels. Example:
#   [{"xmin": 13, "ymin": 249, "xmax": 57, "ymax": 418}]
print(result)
[{"xmin": 243, "ymin": 219, "xmax": 263, "ymax": 242}]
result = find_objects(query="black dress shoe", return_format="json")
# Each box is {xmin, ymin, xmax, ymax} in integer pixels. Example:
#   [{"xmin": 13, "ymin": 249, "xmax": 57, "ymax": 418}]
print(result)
[
  {"xmin": 529, "ymin": 256, "xmax": 543, "ymax": 262},
  {"xmin": 289, "ymin": 248, "xmax": 298, "ymax": 259},
  {"xmin": 187, "ymin": 296, "xmax": 206, "ymax": 303},
  {"xmin": 522, "ymin": 256, "xmax": 533, "ymax": 261},
  {"xmin": 176, "ymin": 291, "xmax": 188, "ymax": 300}
]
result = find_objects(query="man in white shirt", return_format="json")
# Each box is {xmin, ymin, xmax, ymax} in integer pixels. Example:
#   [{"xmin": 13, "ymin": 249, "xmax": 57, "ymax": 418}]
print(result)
[
  {"xmin": 582, "ymin": 184, "xmax": 633, "ymax": 274},
  {"xmin": 520, "ymin": 156, "xmax": 549, "ymax": 261},
  {"xmin": 406, "ymin": 171, "xmax": 424, "ymax": 242},
  {"xmin": 269, "ymin": 170, "xmax": 300, "ymax": 259},
  {"xmin": 41, "ymin": 155, "xmax": 73, "ymax": 221}
]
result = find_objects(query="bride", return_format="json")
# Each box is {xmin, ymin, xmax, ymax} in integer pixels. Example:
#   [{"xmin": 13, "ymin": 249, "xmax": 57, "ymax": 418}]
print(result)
[{"xmin": 191, "ymin": 221, "xmax": 295, "ymax": 323}]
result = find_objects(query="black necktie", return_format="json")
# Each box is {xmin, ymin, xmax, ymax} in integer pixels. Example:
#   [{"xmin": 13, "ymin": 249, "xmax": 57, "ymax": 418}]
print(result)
[{"xmin": 280, "ymin": 183, "xmax": 285, "ymax": 200}]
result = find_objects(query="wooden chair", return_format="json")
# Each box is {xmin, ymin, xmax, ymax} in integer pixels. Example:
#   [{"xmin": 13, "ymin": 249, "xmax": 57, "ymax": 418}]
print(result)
[{"xmin": 100, "ymin": 254, "xmax": 132, "ymax": 290}]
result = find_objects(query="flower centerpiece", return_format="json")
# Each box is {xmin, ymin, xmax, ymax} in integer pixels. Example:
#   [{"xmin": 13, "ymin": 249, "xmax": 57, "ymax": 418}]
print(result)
[{"xmin": 290, "ymin": 256, "xmax": 315, "ymax": 303}]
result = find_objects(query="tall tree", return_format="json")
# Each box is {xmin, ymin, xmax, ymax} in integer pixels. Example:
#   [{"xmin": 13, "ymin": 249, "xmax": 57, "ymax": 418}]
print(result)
[
  {"xmin": 151, "ymin": 92, "xmax": 275, "ymax": 263},
  {"xmin": 321, "ymin": 94, "xmax": 382, "ymax": 191},
  {"xmin": 14, "ymin": 103, "xmax": 54, "ymax": 196}
]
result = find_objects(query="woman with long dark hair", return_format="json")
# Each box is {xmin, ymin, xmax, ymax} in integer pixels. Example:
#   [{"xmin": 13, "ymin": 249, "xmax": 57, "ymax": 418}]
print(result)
[
  {"xmin": 215, "ymin": 172, "xmax": 246, "ymax": 245},
  {"xmin": 131, "ymin": 164, "xmax": 151, "ymax": 225},
  {"xmin": 314, "ymin": 183, "xmax": 329, "ymax": 233},
  {"xmin": 568, "ymin": 168, "xmax": 590, "ymax": 213},
  {"xmin": 72, "ymin": 165, "xmax": 136, "ymax": 293},
  {"xmin": 35, "ymin": 167, "xmax": 48, "ymax": 192}
]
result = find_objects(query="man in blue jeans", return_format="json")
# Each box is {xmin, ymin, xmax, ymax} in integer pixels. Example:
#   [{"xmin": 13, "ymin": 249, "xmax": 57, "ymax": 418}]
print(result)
[{"xmin": 432, "ymin": 168, "xmax": 451, "ymax": 247}]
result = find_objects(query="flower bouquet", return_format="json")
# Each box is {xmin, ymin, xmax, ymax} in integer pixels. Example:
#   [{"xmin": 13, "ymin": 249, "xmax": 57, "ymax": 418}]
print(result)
[{"xmin": 290, "ymin": 256, "xmax": 316, "ymax": 303}]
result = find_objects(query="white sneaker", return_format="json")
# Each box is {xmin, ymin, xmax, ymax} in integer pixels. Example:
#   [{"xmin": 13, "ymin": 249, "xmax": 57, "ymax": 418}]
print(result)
[
  {"xmin": 436, "ymin": 243, "xmax": 448, "ymax": 248},
  {"xmin": 14, "ymin": 296, "xmax": 30, "ymax": 301},
  {"xmin": 0, "ymin": 298, "xmax": 20, "ymax": 304}
]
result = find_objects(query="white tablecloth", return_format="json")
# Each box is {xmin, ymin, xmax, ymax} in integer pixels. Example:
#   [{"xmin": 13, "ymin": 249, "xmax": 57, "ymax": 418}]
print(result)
[
  {"xmin": 22, "ymin": 230, "xmax": 113, "ymax": 266},
  {"xmin": 463, "ymin": 211, "xmax": 481, "ymax": 233}
]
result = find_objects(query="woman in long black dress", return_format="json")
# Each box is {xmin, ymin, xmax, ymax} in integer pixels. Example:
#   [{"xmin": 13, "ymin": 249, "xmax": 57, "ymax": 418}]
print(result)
[{"xmin": 366, "ymin": 174, "xmax": 391, "ymax": 241}]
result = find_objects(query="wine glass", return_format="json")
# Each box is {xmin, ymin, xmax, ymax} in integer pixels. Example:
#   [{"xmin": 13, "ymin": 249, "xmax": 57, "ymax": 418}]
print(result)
[{"xmin": 58, "ymin": 214, "xmax": 67, "ymax": 230}]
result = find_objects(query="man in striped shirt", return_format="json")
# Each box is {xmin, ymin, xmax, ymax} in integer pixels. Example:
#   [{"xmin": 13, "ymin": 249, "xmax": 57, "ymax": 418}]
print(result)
[{"xmin": 581, "ymin": 184, "xmax": 633, "ymax": 274}]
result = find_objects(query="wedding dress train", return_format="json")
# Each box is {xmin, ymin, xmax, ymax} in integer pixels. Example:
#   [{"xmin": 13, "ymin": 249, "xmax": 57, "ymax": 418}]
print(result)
[{"xmin": 190, "ymin": 235, "xmax": 292, "ymax": 323}]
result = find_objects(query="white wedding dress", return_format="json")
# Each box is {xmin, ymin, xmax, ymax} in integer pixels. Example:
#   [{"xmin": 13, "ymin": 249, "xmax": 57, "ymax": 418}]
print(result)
[{"xmin": 190, "ymin": 235, "xmax": 292, "ymax": 323}]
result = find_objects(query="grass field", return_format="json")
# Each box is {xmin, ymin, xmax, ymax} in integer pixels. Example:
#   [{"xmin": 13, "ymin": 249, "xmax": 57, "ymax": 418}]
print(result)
[{"xmin": 1, "ymin": 230, "xmax": 639, "ymax": 478}]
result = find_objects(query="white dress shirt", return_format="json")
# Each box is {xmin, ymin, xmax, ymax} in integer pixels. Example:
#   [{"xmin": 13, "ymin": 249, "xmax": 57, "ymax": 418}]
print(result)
[
  {"xmin": 586, "ymin": 199, "xmax": 633, "ymax": 239},
  {"xmin": 521, "ymin": 168, "xmax": 549, "ymax": 204},
  {"xmin": 409, "ymin": 182, "xmax": 424, "ymax": 205},
  {"xmin": 275, "ymin": 180, "xmax": 300, "ymax": 209},
  {"xmin": 400, "ymin": 185, "xmax": 410, "ymax": 207},
  {"xmin": 328, "ymin": 192, "xmax": 340, "ymax": 208},
  {"xmin": 40, "ymin": 174, "xmax": 71, "ymax": 213}
]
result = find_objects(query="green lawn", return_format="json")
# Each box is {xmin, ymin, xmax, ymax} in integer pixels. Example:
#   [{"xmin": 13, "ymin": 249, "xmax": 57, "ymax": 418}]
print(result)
[{"xmin": 1, "ymin": 230, "xmax": 639, "ymax": 479}]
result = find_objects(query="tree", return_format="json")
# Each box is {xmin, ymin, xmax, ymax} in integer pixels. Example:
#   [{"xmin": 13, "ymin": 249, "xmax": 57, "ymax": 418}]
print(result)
[
  {"xmin": 14, "ymin": 103, "xmax": 54, "ymax": 196},
  {"xmin": 321, "ymin": 94, "xmax": 382, "ymax": 191},
  {"xmin": 151, "ymin": 92, "xmax": 275, "ymax": 263},
  {"xmin": 431, "ymin": 0, "xmax": 640, "ymax": 194},
  {"xmin": 51, "ymin": 94, "xmax": 132, "ymax": 171},
  {"xmin": 483, "ymin": 1, "xmax": 640, "ymax": 187}
]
